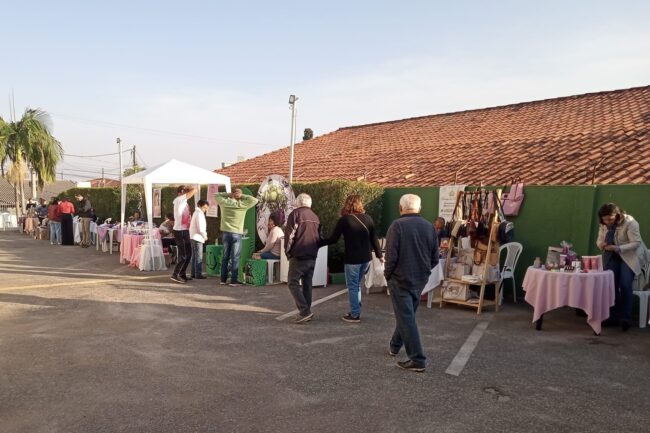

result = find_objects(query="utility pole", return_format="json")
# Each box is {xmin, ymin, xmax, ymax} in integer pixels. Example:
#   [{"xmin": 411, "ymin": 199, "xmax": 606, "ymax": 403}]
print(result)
[
  {"xmin": 101, "ymin": 168, "xmax": 105, "ymax": 187},
  {"xmin": 132, "ymin": 145, "xmax": 137, "ymax": 171},
  {"xmin": 117, "ymin": 138, "xmax": 123, "ymax": 183},
  {"xmin": 288, "ymin": 95, "xmax": 298, "ymax": 183}
]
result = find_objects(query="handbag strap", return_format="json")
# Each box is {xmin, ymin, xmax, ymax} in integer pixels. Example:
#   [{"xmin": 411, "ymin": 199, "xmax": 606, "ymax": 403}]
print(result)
[{"xmin": 351, "ymin": 214, "xmax": 369, "ymax": 234}]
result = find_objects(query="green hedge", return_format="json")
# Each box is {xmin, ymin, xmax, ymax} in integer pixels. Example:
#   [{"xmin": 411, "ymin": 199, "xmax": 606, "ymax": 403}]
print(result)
[{"xmin": 57, "ymin": 187, "xmax": 140, "ymax": 221}]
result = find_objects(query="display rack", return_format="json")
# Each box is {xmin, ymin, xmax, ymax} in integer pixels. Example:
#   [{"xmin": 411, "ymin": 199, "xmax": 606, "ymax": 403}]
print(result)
[{"xmin": 441, "ymin": 189, "xmax": 502, "ymax": 315}]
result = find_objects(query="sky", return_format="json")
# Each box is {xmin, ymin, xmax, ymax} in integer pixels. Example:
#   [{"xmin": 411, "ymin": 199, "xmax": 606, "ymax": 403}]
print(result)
[{"xmin": 1, "ymin": 0, "xmax": 649, "ymax": 181}]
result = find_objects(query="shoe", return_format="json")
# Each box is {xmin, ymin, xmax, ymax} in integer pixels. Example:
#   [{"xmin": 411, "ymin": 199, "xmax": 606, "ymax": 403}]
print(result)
[
  {"xmin": 220, "ymin": 281, "xmax": 228, "ymax": 285},
  {"xmin": 180, "ymin": 276, "xmax": 191, "ymax": 282},
  {"xmin": 621, "ymin": 321, "xmax": 630, "ymax": 332},
  {"xmin": 294, "ymin": 313, "xmax": 314, "ymax": 324},
  {"xmin": 388, "ymin": 349, "xmax": 399, "ymax": 357},
  {"xmin": 229, "ymin": 282, "xmax": 242, "ymax": 287},
  {"xmin": 342, "ymin": 313, "xmax": 360, "ymax": 323},
  {"xmin": 602, "ymin": 319, "xmax": 620, "ymax": 327},
  {"xmin": 170, "ymin": 275, "xmax": 186, "ymax": 284},
  {"xmin": 397, "ymin": 360, "xmax": 425, "ymax": 373},
  {"xmin": 195, "ymin": 275, "xmax": 207, "ymax": 280},
  {"xmin": 50, "ymin": 242, "xmax": 54, "ymax": 245}
]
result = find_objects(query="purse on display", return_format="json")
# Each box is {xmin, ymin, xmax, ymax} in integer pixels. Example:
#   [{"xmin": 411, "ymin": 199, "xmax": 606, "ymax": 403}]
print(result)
[
  {"xmin": 442, "ymin": 282, "xmax": 470, "ymax": 301},
  {"xmin": 502, "ymin": 177, "xmax": 525, "ymax": 216},
  {"xmin": 473, "ymin": 240, "xmax": 500, "ymax": 266}
]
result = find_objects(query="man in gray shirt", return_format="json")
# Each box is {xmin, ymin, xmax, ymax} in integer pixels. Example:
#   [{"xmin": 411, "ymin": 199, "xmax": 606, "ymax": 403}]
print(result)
[{"xmin": 384, "ymin": 194, "xmax": 438, "ymax": 372}]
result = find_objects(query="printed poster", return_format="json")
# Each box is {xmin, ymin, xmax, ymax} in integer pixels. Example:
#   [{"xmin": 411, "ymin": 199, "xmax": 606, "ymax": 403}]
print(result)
[
  {"xmin": 438, "ymin": 185, "xmax": 466, "ymax": 222},
  {"xmin": 207, "ymin": 184, "xmax": 220, "ymax": 218},
  {"xmin": 153, "ymin": 188, "xmax": 162, "ymax": 218}
]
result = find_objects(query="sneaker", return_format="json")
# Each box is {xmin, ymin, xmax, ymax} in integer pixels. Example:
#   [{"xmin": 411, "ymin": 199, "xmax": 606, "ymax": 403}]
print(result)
[
  {"xmin": 195, "ymin": 275, "xmax": 207, "ymax": 280},
  {"xmin": 294, "ymin": 313, "xmax": 314, "ymax": 324},
  {"xmin": 220, "ymin": 281, "xmax": 228, "ymax": 285},
  {"xmin": 397, "ymin": 360, "xmax": 425, "ymax": 373},
  {"xmin": 229, "ymin": 282, "xmax": 242, "ymax": 287},
  {"xmin": 170, "ymin": 275, "xmax": 186, "ymax": 284},
  {"xmin": 342, "ymin": 313, "xmax": 360, "ymax": 323},
  {"xmin": 388, "ymin": 349, "xmax": 399, "ymax": 357}
]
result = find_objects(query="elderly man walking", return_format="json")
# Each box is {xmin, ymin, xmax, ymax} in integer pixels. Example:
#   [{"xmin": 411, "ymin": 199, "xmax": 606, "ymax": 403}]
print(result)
[
  {"xmin": 285, "ymin": 193, "xmax": 323, "ymax": 324},
  {"xmin": 384, "ymin": 194, "xmax": 438, "ymax": 372}
]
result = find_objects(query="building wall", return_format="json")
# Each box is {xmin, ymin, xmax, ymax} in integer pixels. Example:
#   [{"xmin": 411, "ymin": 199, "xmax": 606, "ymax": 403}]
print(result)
[{"xmin": 381, "ymin": 185, "xmax": 650, "ymax": 296}]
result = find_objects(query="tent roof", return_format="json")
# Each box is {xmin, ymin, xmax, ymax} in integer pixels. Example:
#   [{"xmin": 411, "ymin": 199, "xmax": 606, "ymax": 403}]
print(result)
[{"xmin": 122, "ymin": 159, "xmax": 231, "ymax": 187}]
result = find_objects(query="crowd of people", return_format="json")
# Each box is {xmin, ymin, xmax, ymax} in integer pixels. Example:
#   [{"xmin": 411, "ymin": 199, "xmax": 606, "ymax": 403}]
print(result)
[{"xmin": 23, "ymin": 194, "xmax": 95, "ymax": 247}]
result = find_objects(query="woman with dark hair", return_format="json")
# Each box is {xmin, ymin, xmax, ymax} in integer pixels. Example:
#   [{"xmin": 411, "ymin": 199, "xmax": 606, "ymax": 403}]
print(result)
[
  {"xmin": 325, "ymin": 195, "xmax": 383, "ymax": 323},
  {"xmin": 58, "ymin": 197, "xmax": 75, "ymax": 246},
  {"xmin": 255, "ymin": 214, "xmax": 284, "ymax": 260},
  {"xmin": 597, "ymin": 203, "xmax": 648, "ymax": 331}
]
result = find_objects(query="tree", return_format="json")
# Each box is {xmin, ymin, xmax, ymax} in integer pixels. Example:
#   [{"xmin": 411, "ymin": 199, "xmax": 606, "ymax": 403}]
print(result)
[
  {"xmin": 303, "ymin": 128, "xmax": 314, "ymax": 141},
  {"xmin": 0, "ymin": 108, "xmax": 63, "ymax": 216}
]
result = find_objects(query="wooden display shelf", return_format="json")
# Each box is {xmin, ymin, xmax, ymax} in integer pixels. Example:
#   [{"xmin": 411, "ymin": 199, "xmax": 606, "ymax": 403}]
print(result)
[{"xmin": 441, "ymin": 298, "xmax": 496, "ymax": 308}]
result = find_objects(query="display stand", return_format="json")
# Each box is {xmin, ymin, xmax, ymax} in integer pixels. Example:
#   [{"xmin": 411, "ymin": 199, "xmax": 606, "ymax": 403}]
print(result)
[{"xmin": 441, "ymin": 189, "xmax": 502, "ymax": 315}]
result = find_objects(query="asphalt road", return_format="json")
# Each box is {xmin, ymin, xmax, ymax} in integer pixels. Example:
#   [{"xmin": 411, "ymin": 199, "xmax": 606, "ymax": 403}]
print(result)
[{"xmin": 1, "ymin": 232, "xmax": 649, "ymax": 433}]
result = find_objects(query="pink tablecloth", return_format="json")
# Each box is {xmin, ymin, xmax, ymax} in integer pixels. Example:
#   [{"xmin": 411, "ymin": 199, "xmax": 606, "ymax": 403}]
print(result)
[
  {"xmin": 120, "ymin": 230, "xmax": 161, "ymax": 265},
  {"xmin": 523, "ymin": 267, "xmax": 615, "ymax": 334}
]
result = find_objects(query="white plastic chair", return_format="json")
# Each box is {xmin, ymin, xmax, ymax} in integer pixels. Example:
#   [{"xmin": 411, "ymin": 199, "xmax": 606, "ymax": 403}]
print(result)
[
  {"xmin": 632, "ymin": 262, "xmax": 650, "ymax": 328},
  {"xmin": 498, "ymin": 242, "xmax": 523, "ymax": 305}
]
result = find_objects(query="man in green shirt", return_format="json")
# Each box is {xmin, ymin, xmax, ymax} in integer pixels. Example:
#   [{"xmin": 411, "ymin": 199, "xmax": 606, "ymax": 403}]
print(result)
[{"xmin": 215, "ymin": 188, "xmax": 258, "ymax": 286}]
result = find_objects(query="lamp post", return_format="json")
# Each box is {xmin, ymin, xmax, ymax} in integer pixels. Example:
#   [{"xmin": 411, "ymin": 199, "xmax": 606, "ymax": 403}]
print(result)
[{"xmin": 288, "ymin": 94, "xmax": 298, "ymax": 183}]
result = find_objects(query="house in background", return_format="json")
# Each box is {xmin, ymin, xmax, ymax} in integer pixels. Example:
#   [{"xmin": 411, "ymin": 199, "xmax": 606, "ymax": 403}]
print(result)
[
  {"xmin": 0, "ymin": 178, "xmax": 76, "ymax": 212},
  {"xmin": 216, "ymin": 86, "xmax": 650, "ymax": 187},
  {"xmin": 88, "ymin": 178, "xmax": 120, "ymax": 188}
]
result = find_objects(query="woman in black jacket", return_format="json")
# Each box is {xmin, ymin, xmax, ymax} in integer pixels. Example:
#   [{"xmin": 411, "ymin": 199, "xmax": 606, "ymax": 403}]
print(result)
[{"xmin": 325, "ymin": 195, "xmax": 383, "ymax": 323}]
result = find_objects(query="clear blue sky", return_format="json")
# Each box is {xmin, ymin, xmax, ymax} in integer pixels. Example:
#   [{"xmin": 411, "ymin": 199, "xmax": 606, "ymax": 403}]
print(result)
[{"xmin": 1, "ymin": 0, "xmax": 649, "ymax": 180}]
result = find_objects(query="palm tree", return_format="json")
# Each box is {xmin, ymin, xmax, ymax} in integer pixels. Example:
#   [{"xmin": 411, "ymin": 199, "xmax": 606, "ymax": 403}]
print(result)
[{"xmin": 0, "ymin": 108, "xmax": 63, "ymax": 216}]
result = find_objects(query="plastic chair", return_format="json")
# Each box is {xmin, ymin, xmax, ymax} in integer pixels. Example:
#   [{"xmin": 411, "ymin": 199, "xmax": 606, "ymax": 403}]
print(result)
[
  {"xmin": 266, "ymin": 260, "xmax": 281, "ymax": 284},
  {"xmin": 632, "ymin": 262, "xmax": 650, "ymax": 328},
  {"xmin": 498, "ymin": 242, "xmax": 523, "ymax": 305}
]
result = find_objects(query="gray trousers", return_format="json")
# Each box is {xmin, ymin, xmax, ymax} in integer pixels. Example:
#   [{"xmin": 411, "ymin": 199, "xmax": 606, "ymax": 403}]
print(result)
[{"xmin": 288, "ymin": 258, "xmax": 316, "ymax": 316}]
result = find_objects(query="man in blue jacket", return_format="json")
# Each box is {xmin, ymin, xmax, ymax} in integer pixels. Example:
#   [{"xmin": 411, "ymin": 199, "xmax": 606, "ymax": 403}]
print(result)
[
  {"xmin": 384, "ymin": 194, "xmax": 438, "ymax": 372},
  {"xmin": 284, "ymin": 193, "xmax": 323, "ymax": 324}
]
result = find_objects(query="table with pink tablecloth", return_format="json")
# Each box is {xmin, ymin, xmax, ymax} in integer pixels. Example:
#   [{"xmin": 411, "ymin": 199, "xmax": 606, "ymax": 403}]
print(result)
[
  {"xmin": 523, "ymin": 267, "xmax": 615, "ymax": 334},
  {"xmin": 120, "ymin": 230, "xmax": 160, "ymax": 265}
]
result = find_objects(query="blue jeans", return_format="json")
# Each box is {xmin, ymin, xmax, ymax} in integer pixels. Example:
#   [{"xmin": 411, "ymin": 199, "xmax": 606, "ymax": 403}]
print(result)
[
  {"xmin": 190, "ymin": 240, "xmax": 204, "ymax": 278},
  {"xmin": 344, "ymin": 262, "xmax": 370, "ymax": 317},
  {"xmin": 388, "ymin": 279, "xmax": 426, "ymax": 366},
  {"xmin": 49, "ymin": 221, "xmax": 61, "ymax": 244},
  {"xmin": 260, "ymin": 251, "xmax": 280, "ymax": 260},
  {"xmin": 221, "ymin": 232, "xmax": 242, "ymax": 283},
  {"xmin": 605, "ymin": 254, "xmax": 635, "ymax": 324}
]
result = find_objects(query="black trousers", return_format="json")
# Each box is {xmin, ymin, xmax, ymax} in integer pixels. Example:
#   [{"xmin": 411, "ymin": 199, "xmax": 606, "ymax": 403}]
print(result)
[
  {"xmin": 172, "ymin": 230, "xmax": 192, "ymax": 277},
  {"xmin": 60, "ymin": 213, "xmax": 74, "ymax": 245},
  {"xmin": 287, "ymin": 258, "xmax": 316, "ymax": 316}
]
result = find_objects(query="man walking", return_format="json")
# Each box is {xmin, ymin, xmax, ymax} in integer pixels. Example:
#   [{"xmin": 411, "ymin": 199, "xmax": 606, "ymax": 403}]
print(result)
[
  {"xmin": 284, "ymin": 193, "xmax": 323, "ymax": 324},
  {"xmin": 214, "ymin": 188, "xmax": 258, "ymax": 286},
  {"xmin": 75, "ymin": 193, "xmax": 92, "ymax": 248},
  {"xmin": 171, "ymin": 185, "xmax": 196, "ymax": 284},
  {"xmin": 190, "ymin": 199, "xmax": 210, "ymax": 279},
  {"xmin": 384, "ymin": 194, "xmax": 438, "ymax": 372}
]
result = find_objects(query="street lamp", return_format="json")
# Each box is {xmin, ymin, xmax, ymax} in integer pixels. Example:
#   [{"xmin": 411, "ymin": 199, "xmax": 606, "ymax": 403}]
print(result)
[{"xmin": 288, "ymin": 94, "xmax": 298, "ymax": 183}]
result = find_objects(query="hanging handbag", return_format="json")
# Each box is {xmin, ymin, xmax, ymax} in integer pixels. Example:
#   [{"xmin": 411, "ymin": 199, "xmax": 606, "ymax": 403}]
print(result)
[
  {"xmin": 502, "ymin": 177, "xmax": 525, "ymax": 216},
  {"xmin": 495, "ymin": 194, "xmax": 515, "ymax": 244},
  {"xmin": 473, "ymin": 240, "xmax": 500, "ymax": 266}
]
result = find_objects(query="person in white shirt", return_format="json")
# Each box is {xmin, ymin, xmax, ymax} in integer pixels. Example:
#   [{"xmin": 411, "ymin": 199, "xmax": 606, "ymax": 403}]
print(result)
[
  {"xmin": 190, "ymin": 200, "xmax": 209, "ymax": 279},
  {"xmin": 171, "ymin": 185, "xmax": 196, "ymax": 284},
  {"xmin": 254, "ymin": 214, "xmax": 284, "ymax": 260}
]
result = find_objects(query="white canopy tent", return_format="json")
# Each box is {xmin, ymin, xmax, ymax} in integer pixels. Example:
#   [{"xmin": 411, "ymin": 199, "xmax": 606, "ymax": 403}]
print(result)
[{"xmin": 120, "ymin": 159, "xmax": 231, "ymax": 268}]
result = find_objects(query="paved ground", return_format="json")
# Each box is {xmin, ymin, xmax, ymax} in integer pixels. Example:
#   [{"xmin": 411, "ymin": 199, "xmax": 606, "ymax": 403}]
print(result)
[{"xmin": 1, "ymin": 231, "xmax": 649, "ymax": 433}]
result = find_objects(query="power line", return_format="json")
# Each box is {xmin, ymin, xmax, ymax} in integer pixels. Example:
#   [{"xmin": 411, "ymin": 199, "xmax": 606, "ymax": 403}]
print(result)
[
  {"xmin": 51, "ymin": 113, "xmax": 278, "ymax": 147},
  {"xmin": 63, "ymin": 149, "xmax": 131, "ymax": 158}
]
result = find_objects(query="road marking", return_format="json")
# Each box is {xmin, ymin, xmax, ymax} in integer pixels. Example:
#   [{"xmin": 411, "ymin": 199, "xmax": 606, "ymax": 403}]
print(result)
[
  {"xmin": 0, "ymin": 275, "xmax": 167, "ymax": 292},
  {"xmin": 445, "ymin": 321, "xmax": 490, "ymax": 377},
  {"xmin": 276, "ymin": 288, "xmax": 348, "ymax": 321}
]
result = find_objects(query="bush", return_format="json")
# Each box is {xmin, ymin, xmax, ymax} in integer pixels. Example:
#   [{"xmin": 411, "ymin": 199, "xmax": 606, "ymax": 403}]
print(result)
[{"xmin": 57, "ymin": 187, "xmax": 140, "ymax": 221}]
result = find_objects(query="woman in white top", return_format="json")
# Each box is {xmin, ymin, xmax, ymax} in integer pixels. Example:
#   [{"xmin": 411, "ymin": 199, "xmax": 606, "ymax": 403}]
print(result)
[{"xmin": 256, "ymin": 214, "xmax": 284, "ymax": 260}]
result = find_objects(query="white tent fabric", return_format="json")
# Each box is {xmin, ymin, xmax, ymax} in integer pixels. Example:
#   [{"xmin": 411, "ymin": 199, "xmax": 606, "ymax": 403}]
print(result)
[{"xmin": 120, "ymin": 159, "xmax": 231, "ymax": 270}]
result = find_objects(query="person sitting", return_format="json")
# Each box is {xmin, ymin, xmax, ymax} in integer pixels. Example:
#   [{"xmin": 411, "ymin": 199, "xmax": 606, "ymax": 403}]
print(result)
[
  {"xmin": 159, "ymin": 213, "xmax": 176, "ymax": 251},
  {"xmin": 129, "ymin": 211, "xmax": 144, "ymax": 224},
  {"xmin": 254, "ymin": 214, "xmax": 284, "ymax": 260},
  {"xmin": 36, "ymin": 198, "xmax": 48, "ymax": 223}
]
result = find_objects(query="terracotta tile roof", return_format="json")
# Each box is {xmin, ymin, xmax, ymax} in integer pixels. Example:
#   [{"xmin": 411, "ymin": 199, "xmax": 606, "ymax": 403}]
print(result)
[
  {"xmin": 0, "ymin": 179, "xmax": 76, "ymax": 206},
  {"xmin": 88, "ymin": 178, "xmax": 120, "ymax": 188},
  {"xmin": 217, "ymin": 86, "xmax": 650, "ymax": 186}
]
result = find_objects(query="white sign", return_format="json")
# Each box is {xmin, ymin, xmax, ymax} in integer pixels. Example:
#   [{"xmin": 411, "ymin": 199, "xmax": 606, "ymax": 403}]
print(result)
[
  {"xmin": 438, "ymin": 185, "xmax": 466, "ymax": 222},
  {"xmin": 206, "ymin": 184, "xmax": 220, "ymax": 218}
]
